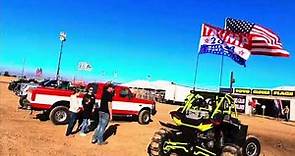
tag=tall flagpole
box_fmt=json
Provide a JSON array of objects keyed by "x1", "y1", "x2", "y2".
[
  {"x1": 218, "y1": 55, "x2": 224, "y2": 90},
  {"x1": 218, "y1": 18, "x2": 227, "y2": 91},
  {"x1": 193, "y1": 24, "x2": 204, "y2": 90},
  {"x1": 193, "y1": 53, "x2": 200, "y2": 90}
]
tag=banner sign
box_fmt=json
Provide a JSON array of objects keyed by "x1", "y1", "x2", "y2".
[
  {"x1": 233, "y1": 95, "x2": 246, "y2": 113},
  {"x1": 198, "y1": 24, "x2": 251, "y2": 66},
  {"x1": 272, "y1": 90, "x2": 295, "y2": 97},
  {"x1": 233, "y1": 88, "x2": 295, "y2": 97},
  {"x1": 219, "y1": 88, "x2": 233, "y2": 93},
  {"x1": 252, "y1": 89, "x2": 271, "y2": 95},
  {"x1": 234, "y1": 88, "x2": 251, "y2": 94}
]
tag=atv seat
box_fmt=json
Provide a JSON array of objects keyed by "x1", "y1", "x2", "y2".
[{"x1": 170, "y1": 111, "x2": 214, "y2": 128}]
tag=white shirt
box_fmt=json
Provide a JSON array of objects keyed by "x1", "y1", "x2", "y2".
[{"x1": 69, "y1": 94, "x2": 82, "y2": 113}]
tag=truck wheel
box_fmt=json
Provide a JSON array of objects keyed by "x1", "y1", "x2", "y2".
[
  {"x1": 242, "y1": 135, "x2": 260, "y2": 156},
  {"x1": 49, "y1": 106, "x2": 70, "y2": 125},
  {"x1": 138, "y1": 110, "x2": 150, "y2": 125},
  {"x1": 221, "y1": 144, "x2": 241, "y2": 156}
]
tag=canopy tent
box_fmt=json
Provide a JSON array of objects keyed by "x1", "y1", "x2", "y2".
[
  {"x1": 122, "y1": 80, "x2": 159, "y2": 90},
  {"x1": 273, "y1": 86, "x2": 295, "y2": 91}
]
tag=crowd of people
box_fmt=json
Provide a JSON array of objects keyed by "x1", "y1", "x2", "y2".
[{"x1": 65, "y1": 83, "x2": 115, "y2": 145}]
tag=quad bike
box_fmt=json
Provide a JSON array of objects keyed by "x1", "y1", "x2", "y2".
[{"x1": 148, "y1": 91, "x2": 260, "y2": 156}]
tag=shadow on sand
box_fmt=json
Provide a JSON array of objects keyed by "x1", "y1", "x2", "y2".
[
  {"x1": 33, "y1": 112, "x2": 49, "y2": 121},
  {"x1": 103, "y1": 124, "x2": 120, "y2": 141}
]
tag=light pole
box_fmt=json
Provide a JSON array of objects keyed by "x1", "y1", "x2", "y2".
[{"x1": 56, "y1": 32, "x2": 66, "y2": 80}]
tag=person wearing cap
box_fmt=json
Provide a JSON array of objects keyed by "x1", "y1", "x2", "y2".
[
  {"x1": 80, "y1": 87, "x2": 96, "y2": 136},
  {"x1": 65, "y1": 89, "x2": 82, "y2": 136},
  {"x1": 92, "y1": 83, "x2": 114, "y2": 145}
]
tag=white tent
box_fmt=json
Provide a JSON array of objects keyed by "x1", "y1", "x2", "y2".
[
  {"x1": 273, "y1": 86, "x2": 295, "y2": 91},
  {"x1": 123, "y1": 80, "x2": 193, "y2": 103},
  {"x1": 122, "y1": 80, "x2": 158, "y2": 89},
  {"x1": 151, "y1": 80, "x2": 173, "y2": 90}
]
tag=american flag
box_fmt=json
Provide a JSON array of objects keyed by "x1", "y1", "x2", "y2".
[
  {"x1": 226, "y1": 18, "x2": 289, "y2": 57},
  {"x1": 35, "y1": 68, "x2": 42, "y2": 77}
]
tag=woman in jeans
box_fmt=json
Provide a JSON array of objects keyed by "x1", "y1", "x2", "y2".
[{"x1": 65, "y1": 90, "x2": 82, "y2": 136}]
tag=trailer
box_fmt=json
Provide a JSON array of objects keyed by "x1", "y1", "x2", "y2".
[{"x1": 162, "y1": 82, "x2": 192, "y2": 104}]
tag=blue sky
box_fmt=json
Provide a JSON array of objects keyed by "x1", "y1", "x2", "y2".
[{"x1": 1, "y1": 0, "x2": 295, "y2": 89}]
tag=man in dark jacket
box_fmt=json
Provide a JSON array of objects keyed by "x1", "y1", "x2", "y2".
[
  {"x1": 92, "y1": 83, "x2": 114, "y2": 144},
  {"x1": 79, "y1": 87, "x2": 95, "y2": 136}
]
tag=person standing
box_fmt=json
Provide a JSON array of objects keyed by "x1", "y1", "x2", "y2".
[
  {"x1": 65, "y1": 90, "x2": 82, "y2": 136},
  {"x1": 248, "y1": 98, "x2": 255, "y2": 116},
  {"x1": 92, "y1": 83, "x2": 114, "y2": 145},
  {"x1": 80, "y1": 87, "x2": 96, "y2": 136},
  {"x1": 283, "y1": 106, "x2": 290, "y2": 122}
]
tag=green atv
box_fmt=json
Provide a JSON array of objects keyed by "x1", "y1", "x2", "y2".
[{"x1": 148, "y1": 91, "x2": 260, "y2": 156}]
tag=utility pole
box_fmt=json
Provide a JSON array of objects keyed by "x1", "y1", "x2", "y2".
[
  {"x1": 230, "y1": 71, "x2": 235, "y2": 92},
  {"x1": 21, "y1": 58, "x2": 26, "y2": 78}
]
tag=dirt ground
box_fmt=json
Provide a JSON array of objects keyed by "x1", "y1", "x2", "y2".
[{"x1": 0, "y1": 76, "x2": 295, "y2": 156}]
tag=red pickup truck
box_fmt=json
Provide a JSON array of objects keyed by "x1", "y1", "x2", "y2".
[{"x1": 26, "y1": 82, "x2": 156, "y2": 125}]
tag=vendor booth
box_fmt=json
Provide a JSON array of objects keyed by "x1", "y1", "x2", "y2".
[{"x1": 233, "y1": 88, "x2": 294, "y2": 121}]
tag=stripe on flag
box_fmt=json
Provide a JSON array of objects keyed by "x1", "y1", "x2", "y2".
[{"x1": 226, "y1": 18, "x2": 289, "y2": 57}]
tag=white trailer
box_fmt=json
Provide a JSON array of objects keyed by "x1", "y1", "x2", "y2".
[
  {"x1": 123, "y1": 80, "x2": 193, "y2": 104},
  {"x1": 163, "y1": 83, "x2": 192, "y2": 104}
]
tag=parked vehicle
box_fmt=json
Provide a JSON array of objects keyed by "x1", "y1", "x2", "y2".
[
  {"x1": 26, "y1": 82, "x2": 157, "y2": 125},
  {"x1": 39, "y1": 79, "x2": 71, "y2": 89},
  {"x1": 8, "y1": 78, "x2": 36, "y2": 92},
  {"x1": 18, "y1": 82, "x2": 40, "y2": 108},
  {"x1": 18, "y1": 79, "x2": 72, "y2": 108},
  {"x1": 16, "y1": 82, "x2": 39, "y2": 97},
  {"x1": 148, "y1": 91, "x2": 260, "y2": 156}
]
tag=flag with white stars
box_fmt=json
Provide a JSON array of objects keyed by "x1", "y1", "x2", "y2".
[{"x1": 226, "y1": 18, "x2": 289, "y2": 57}]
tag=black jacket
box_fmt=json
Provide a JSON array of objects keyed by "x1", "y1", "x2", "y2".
[{"x1": 82, "y1": 93, "x2": 95, "y2": 118}]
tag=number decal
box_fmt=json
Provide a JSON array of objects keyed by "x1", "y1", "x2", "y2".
[
  {"x1": 211, "y1": 37, "x2": 216, "y2": 44},
  {"x1": 210, "y1": 36, "x2": 223, "y2": 44},
  {"x1": 217, "y1": 39, "x2": 223, "y2": 44}
]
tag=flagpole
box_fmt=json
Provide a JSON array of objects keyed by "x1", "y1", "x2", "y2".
[
  {"x1": 218, "y1": 55, "x2": 224, "y2": 90},
  {"x1": 193, "y1": 24, "x2": 205, "y2": 90},
  {"x1": 218, "y1": 18, "x2": 227, "y2": 91},
  {"x1": 193, "y1": 52, "x2": 200, "y2": 90}
]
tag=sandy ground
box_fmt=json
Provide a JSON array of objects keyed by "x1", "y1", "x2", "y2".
[{"x1": 0, "y1": 76, "x2": 295, "y2": 156}]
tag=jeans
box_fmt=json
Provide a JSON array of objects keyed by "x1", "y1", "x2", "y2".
[
  {"x1": 92, "y1": 111, "x2": 110, "y2": 143},
  {"x1": 80, "y1": 118, "x2": 89, "y2": 134},
  {"x1": 285, "y1": 114, "x2": 289, "y2": 121},
  {"x1": 65, "y1": 112, "x2": 78, "y2": 136}
]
